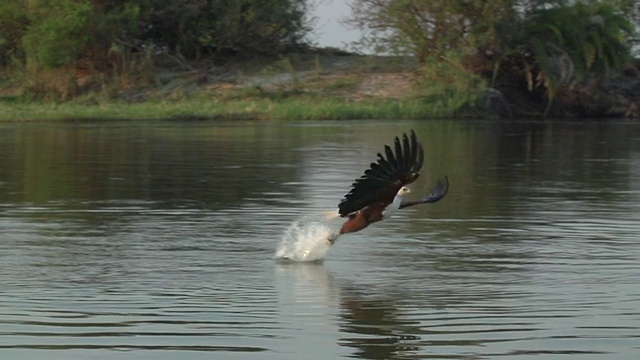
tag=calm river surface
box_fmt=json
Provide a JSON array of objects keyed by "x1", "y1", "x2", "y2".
[{"x1": 1, "y1": 120, "x2": 639, "y2": 360}]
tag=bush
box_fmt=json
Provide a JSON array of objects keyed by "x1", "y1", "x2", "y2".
[
  {"x1": 347, "y1": 0, "x2": 638, "y2": 117},
  {"x1": 134, "y1": 0, "x2": 312, "y2": 59},
  {"x1": 21, "y1": 0, "x2": 94, "y2": 69},
  {"x1": 348, "y1": 0, "x2": 515, "y2": 62},
  {"x1": 414, "y1": 52, "x2": 487, "y2": 116},
  {"x1": 494, "y1": 1, "x2": 636, "y2": 114},
  {"x1": 0, "y1": 0, "x2": 29, "y2": 66},
  {"x1": 1, "y1": 0, "x2": 313, "y2": 99}
]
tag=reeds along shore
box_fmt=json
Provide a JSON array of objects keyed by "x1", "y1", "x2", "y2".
[{"x1": 0, "y1": 95, "x2": 481, "y2": 122}]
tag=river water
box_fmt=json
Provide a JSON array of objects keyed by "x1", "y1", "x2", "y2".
[{"x1": 1, "y1": 120, "x2": 639, "y2": 359}]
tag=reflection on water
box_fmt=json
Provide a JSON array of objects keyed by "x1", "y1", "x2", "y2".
[{"x1": 1, "y1": 120, "x2": 640, "y2": 359}]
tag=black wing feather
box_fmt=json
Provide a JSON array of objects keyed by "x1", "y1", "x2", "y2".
[
  {"x1": 402, "y1": 133, "x2": 412, "y2": 170},
  {"x1": 376, "y1": 154, "x2": 395, "y2": 176},
  {"x1": 364, "y1": 164, "x2": 389, "y2": 180},
  {"x1": 409, "y1": 132, "x2": 418, "y2": 169},
  {"x1": 338, "y1": 130, "x2": 424, "y2": 216},
  {"x1": 384, "y1": 145, "x2": 397, "y2": 169},
  {"x1": 416, "y1": 143, "x2": 424, "y2": 170},
  {"x1": 394, "y1": 137, "x2": 403, "y2": 168}
]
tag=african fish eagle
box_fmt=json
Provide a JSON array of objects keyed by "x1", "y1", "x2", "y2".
[{"x1": 327, "y1": 130, "x2": 448, "y2": 244}]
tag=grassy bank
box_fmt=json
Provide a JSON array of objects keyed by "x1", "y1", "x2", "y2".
[
  {"x1": 0, "y1": 95, "x2": 474, "y2": 121},
  {"x1": 0, "y1": 54, "x2": 485, "y2": 121}
]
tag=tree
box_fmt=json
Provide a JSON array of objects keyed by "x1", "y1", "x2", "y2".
[
  {"x1": 135, "y1": 0, "x2": 313, "y2": 58},
  {"x1": 348, "y1": 0, "x2": 517, "y2": 63},
  {"x1": 495, "y1": 1, "x2": 636, "y2": 114},
  {"x1": 0, "y1": 0, "x2": 314, "y2": 98},
  {"x1": 0, "y1": 0, "x2": 29, "y2": 66},
  {"x1": 20, "y1": 0, "x2": 138, "y2": 70},
  {"x1": 1, "y1": 0, "x2": 313, "y2": 69},
  {"x1": 348, "y1": 0, "x2": 638, "y2": 117}
]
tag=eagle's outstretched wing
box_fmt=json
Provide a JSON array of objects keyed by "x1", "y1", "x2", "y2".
[
  {"x1": 399, "y1": 176, "x2": 449, "y2": 209},
  {"x1": 338, "y1": 130, "x2": 424, "y2": 217}
]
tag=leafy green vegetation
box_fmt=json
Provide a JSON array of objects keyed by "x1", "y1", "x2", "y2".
[
  {"x1": 414, "y1": 53, "x2": 487, "y2": 116},
  {"x1": 349, "y1": 0, "x2": 515, "y2": 62},
  {"x1": 0, "y1": 0, "x2": 312, "y2": 100},
  {"x1": 0, "y1": 90, "x2": 480, "y2": 122},
  {"x1": 496, "y1": 1, "x2": 636, "y2": 113},
  {"x1": 1, "y1": 0, "x2": 638, "y2": 119},
  {"x1": 349, "y1": 0, "x2": 639, "y2": 117}
]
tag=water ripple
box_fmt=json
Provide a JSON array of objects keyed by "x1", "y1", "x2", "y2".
[{"x1": 2, "y1": 121, "x2": 640, "y2": 359}]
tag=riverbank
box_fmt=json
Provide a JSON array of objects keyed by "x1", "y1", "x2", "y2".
[
  {"x1": 0, "y1": 52, "x2": 484, "y2": 121},
  {"x1": 0, "y1": 96, "x2": 463, "y2": 122},
  {"x1": 1, "y1": 50, "x2": 638, "y2": 121}
]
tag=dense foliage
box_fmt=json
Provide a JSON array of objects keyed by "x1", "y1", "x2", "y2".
[
  {"x1": 349, "y1": 0, "x2": 516, "y2": 61},
  {"x1": 0, "y1": 0, "x2": 312, "y2": 100},
  {"x1": 349, "y1": 0, "x2": 639, "y2": 117},
  {"x1": 0, "y1": 0, "x2": 312, "y2": 69},
  {"x1": 497, "y1": 2, "x2": 636, "y2": 114},
  {"x1": 134, "y1": 0, "x2": 311, "y2": 58}
]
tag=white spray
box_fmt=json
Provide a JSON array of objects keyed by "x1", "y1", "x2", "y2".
[{"x1": 274, "y1": 216, "x2": 341, "y2": 262}]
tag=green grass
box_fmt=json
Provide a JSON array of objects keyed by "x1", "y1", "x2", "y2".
[
  {"x1": 0, "y1": 92, "x2": 482, "y2": 121},
  {"x1": 0, "y1": 52, "x2": 488, "y2": 121}
]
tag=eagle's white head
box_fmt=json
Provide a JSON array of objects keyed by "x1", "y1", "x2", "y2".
[
  {"x1": 397, "y1": 186, "x2": 411, "y2": 196},
  {"x1": 382, "y1": 186, "x2": 411, "y2": 219}
]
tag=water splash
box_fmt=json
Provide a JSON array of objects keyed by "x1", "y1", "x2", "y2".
[{"x1": 274, "y1": 219, "x2": 338, "y2": 262}]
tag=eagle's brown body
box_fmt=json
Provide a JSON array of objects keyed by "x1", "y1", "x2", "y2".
[{"x1": 339, "y1": 199, "x2": 387, "y2": 235}]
